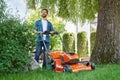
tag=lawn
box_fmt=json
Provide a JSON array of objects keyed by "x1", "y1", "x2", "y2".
[{"x1": 0, "y1": 64, "x2": 120, "y2": 80}]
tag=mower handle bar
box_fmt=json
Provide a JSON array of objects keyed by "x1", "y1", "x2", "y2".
[{"x1": 39, "y1": 31, "x2": 68, "y2": 53}]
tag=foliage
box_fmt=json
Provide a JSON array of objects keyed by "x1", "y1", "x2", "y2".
[
  {"x1": 49, "y1": 17, "x2": 65, "y2": 50},
  {"x1": 1, "y1": 64, "x2": 120, "y2": 80},
  {"x1": 90, "y1": 31, "x2": 96, "y2": 54},
  {"x1": 0, "y1": 17, "x2": 35, "y2": 73},
  {"x1": 25, "y1": 0, "x2": 98, "y2": 23},
  {"x1": 0, "y1": 0, "x2": 6, "y2": 19},
  {"x1": 0, "y1": 1, "x2": 35, "y2": 73},
  {"x1": 25, "y1": 0, "x2": 36, "y2": 9},
  {"x1": 77, "y1": 32, "x2": 87, "y2": 57},
  {"x1": 26, "y1": 10, "x2": 40, "y2": 25},
  {"x1": 63, "y1": 33, "x2": 75, "y2": 52}
]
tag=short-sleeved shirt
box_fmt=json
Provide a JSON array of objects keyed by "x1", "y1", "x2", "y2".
[{"x1": 33, "y1": 20, "x2": 54, "y2": 42}]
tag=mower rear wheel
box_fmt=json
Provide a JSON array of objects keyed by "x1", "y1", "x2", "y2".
[{"x1": 86, "y1": 62, "x2": 95, "y2": 70}]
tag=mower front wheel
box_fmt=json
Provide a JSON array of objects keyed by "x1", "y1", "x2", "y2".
[
  {"x1": 63, "y1": 65, "x2": 71, "y2": 72},
  {"x1": 47, "y1": 56, "x2": 54, "y2": 70}
]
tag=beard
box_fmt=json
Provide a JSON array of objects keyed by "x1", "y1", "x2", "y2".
[{"x1": 42, "y1": 14, "x2": 47, "y2": 18}]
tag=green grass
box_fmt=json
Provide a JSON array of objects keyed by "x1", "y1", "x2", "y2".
[{"x1": 0, "y1": 64, "x2": 120, "y2": 80}]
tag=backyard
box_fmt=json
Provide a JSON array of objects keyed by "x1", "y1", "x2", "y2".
[{"x1": 1, "y1": 0, "x2": 120, "y2": 80}]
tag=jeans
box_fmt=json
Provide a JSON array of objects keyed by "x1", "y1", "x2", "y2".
[{"x1": 35, "y1": 41, "x2": 49, "y2": 68}]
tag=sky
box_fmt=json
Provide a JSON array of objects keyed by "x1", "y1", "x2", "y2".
[{"x1": 4, "y1": 0, "x2": 27, "y2": 19}]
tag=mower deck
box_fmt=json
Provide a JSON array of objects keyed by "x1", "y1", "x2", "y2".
[{"x1": 48, "y1": 51, "x2": 95, "y2": 72}]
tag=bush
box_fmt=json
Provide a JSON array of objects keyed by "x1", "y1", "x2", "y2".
[
  {"x1": 49, "y1": 18, "x2": 65, "y2": 51},
  {"x1": 77, "y1": 32, "x2": 87, "y2": 57},
  {"x1": 62, "y1": 33, "x2": 75, "y2": 52},
  {"x1": 90, "y1": 31, "x2": 96, "y2": 54},
  {"x1": 0, "y1": 18, "x2": 35, "y2": 73},
  {"x1": 50, "y1": 35, "x2": 61, "y2": 51}
]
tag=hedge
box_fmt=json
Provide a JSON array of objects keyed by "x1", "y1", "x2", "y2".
[
  {"x1": 63, "y1": 33, "x2": 75, "y2": 52},
  {"x1": 90, "y1": 31, "x2": 96, "y2": 54},
  {"x1": 77, "y1": 32, "x2": 87, "y2": 57},
  {"x1": 0, "y1": 18, "x2": 35, "y2": 73}
]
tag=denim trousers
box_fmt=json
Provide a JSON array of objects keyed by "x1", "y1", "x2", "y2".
[{"x1": 35, "y1": 41, "x2": 49, "y2": 68}]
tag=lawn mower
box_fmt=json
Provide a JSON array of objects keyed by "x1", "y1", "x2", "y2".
[{"x1": 40, "y1": 31, "x2": 95, "y2": 72}]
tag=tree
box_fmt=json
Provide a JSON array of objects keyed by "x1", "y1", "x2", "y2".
[
  {"x1": 25, "y1": 0, "x2": 98, "y2": 23},
  {"x1": 0, "y1": 0, "x2": 6, "y2": 20},
  {"x1": 90, "y1": 0, "x2": 120, "y2": 64}
]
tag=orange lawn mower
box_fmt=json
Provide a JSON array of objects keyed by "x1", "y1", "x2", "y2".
[{"x1": 40, "y1": 31, "x2": 95, "y2": 73}]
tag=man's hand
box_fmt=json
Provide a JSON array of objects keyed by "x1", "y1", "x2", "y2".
[
  {"x1": 50, "y1": 31, "x2": 58, "y2": 35},
  {"x1": 33, "y1": 30, "x2": 42, "y2": 34},
  {"x1": 49, "y1": 31, "x2": 55, "y2": 34},
  {"x1": 37, "y1": 31, "x2": 42, "y2": 34}
]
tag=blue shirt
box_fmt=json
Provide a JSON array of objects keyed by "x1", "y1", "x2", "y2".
[{"x1": 33, "y1": 20, "x2": 54, "y2": 42}]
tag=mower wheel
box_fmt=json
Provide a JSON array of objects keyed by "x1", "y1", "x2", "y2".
[
  {"x1": 48, "y1": 64, "x2": 54, "y2": 70},
  {"x1": 86, "y1": 62, "x2": 95, "y2": 70},
  {"x1": 63, "y1": 65, "x2": 71, "y2": 72},
  {"x1": 47, "y1": 56, "x2": 54, "y2": 70}
]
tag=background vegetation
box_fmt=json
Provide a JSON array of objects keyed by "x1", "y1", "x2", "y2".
[
  {"x1": 26, "y1": 0, "x2": 98, "y2": 23},
  {"x1": 63, "y1": 33, "x2": 75, "y2": 52},
  {"x1": 77, "y1": 32, "x2": 87, "y2": 57},
  {"x1": 90, "y1": 31, "x2": 96, "y2": 54}
]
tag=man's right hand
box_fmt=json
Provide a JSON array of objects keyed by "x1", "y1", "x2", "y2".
[
  {"x1": 33, "y1": 30, "x2": 42, "y2": 34},
  {"x1": 37, "y1": 31, "x2": 42, "y2": 34}
]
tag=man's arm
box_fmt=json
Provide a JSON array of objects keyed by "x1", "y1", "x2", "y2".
[{"x1": 33, "y1": 21, "x2": 42, "y2": 34}]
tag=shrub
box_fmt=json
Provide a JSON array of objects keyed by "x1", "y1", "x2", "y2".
[
  {"x1": 63, "y1": 33, "x2": 75, "y2": 52},
  {"x1": 90, "y1": 31, "x2": 96, "y2": 54},
  {"x1": 49, "y1": 19, "x2": 65, "y2": 51},
  {"x1": 0, "y1": 18, "x2": 35, "y2": 73},
  {"x1": 77, "y1": 32, "x2": 87, "y2": 57}
]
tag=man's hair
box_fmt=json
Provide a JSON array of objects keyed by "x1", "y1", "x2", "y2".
[{"x1": 41, "y1": 9, "x2": 48, "y2": 14}]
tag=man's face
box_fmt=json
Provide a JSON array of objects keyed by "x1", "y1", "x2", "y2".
[{"x1": 41, "y1": 10, "x2": 48, "y2": 18}]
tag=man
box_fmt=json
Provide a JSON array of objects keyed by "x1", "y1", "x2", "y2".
[{"x1": 33, "y1": 9, "x2": 55, "y2": 68}]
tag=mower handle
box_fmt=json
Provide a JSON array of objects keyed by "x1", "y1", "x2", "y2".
[
  {"x1": 39, "y1": 31, "x2": 68, "y2": 53},
  {"x1": 41, "y1": 30, "x2": 58, "y2": 35}
]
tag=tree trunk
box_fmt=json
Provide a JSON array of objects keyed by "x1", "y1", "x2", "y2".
[{"x1": 90, "y1": 0, "x2": 120, "y2": 64}]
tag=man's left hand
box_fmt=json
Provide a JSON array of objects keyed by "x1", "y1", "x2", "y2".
[{"x1": 50, "y1": 31, "x2": 58, "y2": 35}]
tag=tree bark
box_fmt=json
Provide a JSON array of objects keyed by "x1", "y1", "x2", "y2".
[{"x1": 90, "y1": 0, "x2": 120, "y2": 64}]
